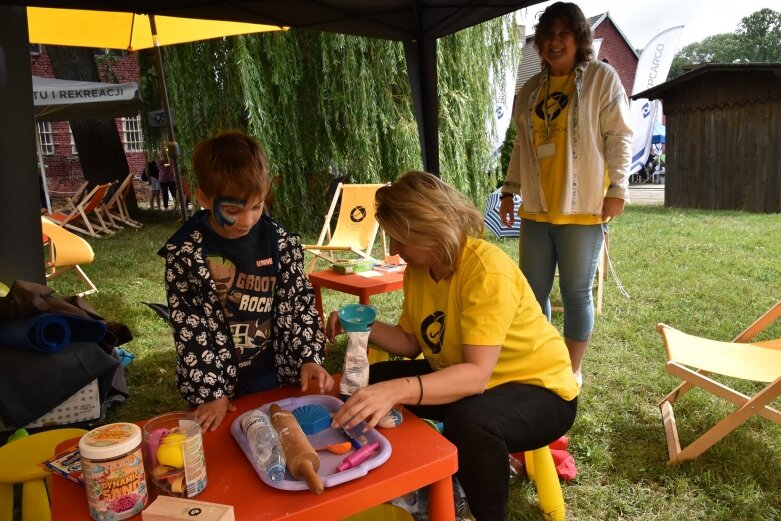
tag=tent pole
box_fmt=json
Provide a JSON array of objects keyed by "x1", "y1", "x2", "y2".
[
  {"x1": 0, "y1": 5, "x2": 46, "y2": 284},
  {"x1": 149, "y1": 14, "x2": 188, "y2": 221},
  {"x1": 403, "y1": 39, "x2": 440, "y2": 176}
]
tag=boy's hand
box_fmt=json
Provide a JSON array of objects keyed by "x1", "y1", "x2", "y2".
[
  {"x1": 300, "y1": 363, "x2": 334, "y2": 394},
  {"x1": 194, "y1": 395, "x2": 236, "y2": 432},
  {"x1": 325, "y1": 311, "x2": 344, "y2": 343},
  {"x1": 332, "y1": 381, "x2": 399, "y2": 431}
]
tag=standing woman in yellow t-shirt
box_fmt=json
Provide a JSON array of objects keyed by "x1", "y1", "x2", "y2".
[
  {"x1": 328, "y1": 171, "x2": 579, "y2": 521},
  {"x1": 498, "y1": 2, "x2": 632, "y2": 386}
]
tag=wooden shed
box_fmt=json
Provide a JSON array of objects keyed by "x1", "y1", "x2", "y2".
[{"x1": 633, "y1": 63, "x2": 781, "y2": 213}]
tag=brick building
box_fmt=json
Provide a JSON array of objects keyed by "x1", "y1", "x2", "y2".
[{"x1": 30, "y1": 45, "x2": 146, "y2": 202}]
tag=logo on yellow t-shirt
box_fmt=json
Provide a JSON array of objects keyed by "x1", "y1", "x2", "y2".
[
  {"x1": 535, "y1": 91, "x2": 570, "y2": 123},
  {"x1": 420, "y1": 311, "x2": 445, "y2": 354}
]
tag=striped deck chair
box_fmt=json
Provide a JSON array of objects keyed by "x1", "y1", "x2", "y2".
[{"x1": 45, "y1": 183, "x2": 113, "y2": 238}]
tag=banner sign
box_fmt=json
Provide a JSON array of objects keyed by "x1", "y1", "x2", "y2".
[
  {"x1": 32, "y1": 76, "x2": 141, "y2": 121},
  {"x1": 629, "y1": 26, "x2": 684, "y2": 173},
  {"x1": 147, "y1": 109, "x2": 176, "y2": 128}
]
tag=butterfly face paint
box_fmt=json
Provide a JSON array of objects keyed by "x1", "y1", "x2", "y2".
[{"x1": 213, "y1": 197, "x2": 247, "y2": 227}]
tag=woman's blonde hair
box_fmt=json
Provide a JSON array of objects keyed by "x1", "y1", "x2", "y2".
[{"x1": 375, "y1": 171, "x2": 483, "y2": 272}]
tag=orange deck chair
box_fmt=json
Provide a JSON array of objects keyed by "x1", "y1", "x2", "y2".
[{"x1": 45, "y1": 183, "x2": 113, "y2": 238}]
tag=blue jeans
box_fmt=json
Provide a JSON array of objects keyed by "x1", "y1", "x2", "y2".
[{"x1": 519, "y1": 220, "x2": 604, "y2": 341}]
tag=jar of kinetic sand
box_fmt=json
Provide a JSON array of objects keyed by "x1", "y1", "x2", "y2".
[
  {"x1": 79, "y1": 423, "x2": 148, "y2": 520},
  {"x1": 142, "y1": 411, "x2": 207, "y2": 498}
]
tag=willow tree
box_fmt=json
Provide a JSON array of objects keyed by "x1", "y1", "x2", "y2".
[{"x1": 147, "y1": 16, "x2": 519, "y2": 233}]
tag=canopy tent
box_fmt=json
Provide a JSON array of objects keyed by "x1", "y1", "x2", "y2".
[
  {"x1": 33, "y1": 75, "x2": 142, "y2": 122},
  {"x1": 15, "y1": 0, "x2": 536, "y2": 176},
  {"x1": 32, "y1": 75, "x2": 143, "y2": 212},
  {"x1": 26, "y1": 8, "x2": 284, "y2": 51},
  {"x1": 1, "y1": 1, "x2": 540, "y2": 285},
  {"x1": 27, "y1": 8, "x2": 286, "y2": 221}
]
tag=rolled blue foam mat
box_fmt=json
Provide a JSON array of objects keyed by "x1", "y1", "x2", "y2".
[{"x1": 0, "y1": 313, "x2": 106, "y2": 353}]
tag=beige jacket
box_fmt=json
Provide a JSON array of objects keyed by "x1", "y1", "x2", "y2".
[{"x1": 503, "y1": 60, "x2": 632, "y2": 214}]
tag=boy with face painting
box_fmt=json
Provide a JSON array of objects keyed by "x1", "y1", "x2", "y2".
[{"x1": 159, "y1": 131, "x2": 333, "y2": 432}]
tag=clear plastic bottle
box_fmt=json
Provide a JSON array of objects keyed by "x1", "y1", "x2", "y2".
[{"x1": 241, "y1": 409, "x2": 286, "y2": 483}]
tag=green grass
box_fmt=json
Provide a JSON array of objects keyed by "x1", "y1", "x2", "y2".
[{"x1": 46, "y1": 206, "x2": 781, "y2": 520}]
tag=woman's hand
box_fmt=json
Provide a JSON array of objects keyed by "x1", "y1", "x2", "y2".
[
  {"x1": 325, "y1": 311, "x2": 344, "y2": 343},
  {"x1": 300, "y1": 362, "x2": 334, "y2": 394},
  {"x1": 332, "y1": 380, "x2": 405, "y2": 431},
  {"x1": 498, "y1": 195, "x2": 516, "y2": 228},
  {"x1": 194, "y1": 395, "x2": 236, "y2": 432},
  {"x1": 601, "y1": 196, "x2": 625, "y2": 222}
]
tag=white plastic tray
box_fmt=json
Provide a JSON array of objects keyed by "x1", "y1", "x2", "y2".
[{"x1": 230, "y1": 395, "x2": 392, "y2": 491}]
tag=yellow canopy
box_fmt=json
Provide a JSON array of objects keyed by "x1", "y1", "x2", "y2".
[{"x1": 27, "y1": 7, "x2": 286, "y2": 51}]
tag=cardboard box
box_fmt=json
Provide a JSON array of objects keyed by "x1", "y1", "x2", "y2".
[
  {"x1": 373, "y1": 262, "x2": 405, "y2": 273},
  {"x1": 43, "y1": 443, "x2": 84, "y2": 485},
  {"x1": 332, "y1": 259, "x2": 375, "y2": 274},
  {"x1": 142, "y1": 496, "x2": 235, "y2": 521}
]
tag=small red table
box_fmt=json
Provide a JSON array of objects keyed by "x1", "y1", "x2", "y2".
[
  {"x1": 308, "y1": 268, "x2": 405, "y2": 323},
  {"x1": 51, "y1": 384, "x2": 458, "y2": 521}
]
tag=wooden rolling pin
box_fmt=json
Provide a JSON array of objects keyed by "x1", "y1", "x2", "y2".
[{"x1": 269, "y1": 403, "x2": 324, "y2": 494}]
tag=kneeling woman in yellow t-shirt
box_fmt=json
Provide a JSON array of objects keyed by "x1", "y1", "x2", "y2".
[{"x1": 328, "y1": 171, "x2": 579, "y2": 521}]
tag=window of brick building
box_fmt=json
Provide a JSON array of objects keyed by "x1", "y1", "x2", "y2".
[
  {"x1": 122, "y1": 115, "x2": 144, "y2": 152},
  {"x1": 94, "y1": 48, "x2": 125, "y2": 58},
  {"x1": 37, "y1": 121, "x2": 55, "y2": 155},
  {"x1": 68, "y1": 124, "x2": 79, "y2": 155}
]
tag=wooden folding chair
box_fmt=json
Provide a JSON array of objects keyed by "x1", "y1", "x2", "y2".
[
  {"x1": 303, "y1": 183, "x2": 388, "y2": 273},
  {"x1": 103, "y1": 174, "x2": 142, "y2": 228},
  {"x1": 657, "y1": 300, "x2": 781, "y2": 464},
  {"x1": 96, "y1": 180, "x2": 125, "y2": 232},
  {"x1": 41, "y1": 216, "x2": 98, "y2": 296},
  {"x1": 45, "y1": 183, "x2": 114, "y2": 238},
  {"x1": 60, "y1": 181, "x2": 89, "y2": 213}
]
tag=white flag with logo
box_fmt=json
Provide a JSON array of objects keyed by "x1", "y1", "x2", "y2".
[{"x1": 629, "y1": 25, "x2": 684, "y2": 173}]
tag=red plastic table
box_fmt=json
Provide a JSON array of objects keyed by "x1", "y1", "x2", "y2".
[
  {"x1": 307, "y1": 268, "x2": 405, "y2": 324},
  {"x1": 51, "y1": 384, "x2": 458, "y2": 521}
]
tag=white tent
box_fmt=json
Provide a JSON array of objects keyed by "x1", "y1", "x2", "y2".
[
  {"x1": 33, "y1": 75, "x2": 141, "y2": 122},
  {"x1": 32, "y1": 76, "x2": 142, "y2": 211}
]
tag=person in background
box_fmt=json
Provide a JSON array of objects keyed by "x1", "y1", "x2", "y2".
[
  {"x1": 146, "y1": 160, "x2": 162, "y2": 210},
  {"x1": 157, "y1": 155, "x2": 177, "y2": 210},
  {"x1": 328, "y1": 171, "x2": 579, "y2": 521},
  {"x1": 498, "y1": 1, "x2": 632, "y2": 386},
  {"x1": 159, "y1": 131, "x2": 333, "y2": 432}
]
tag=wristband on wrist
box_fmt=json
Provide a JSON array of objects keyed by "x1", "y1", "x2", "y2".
[{"x1": 500, "y1": 192, "x2": 514, "y2": 200}]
